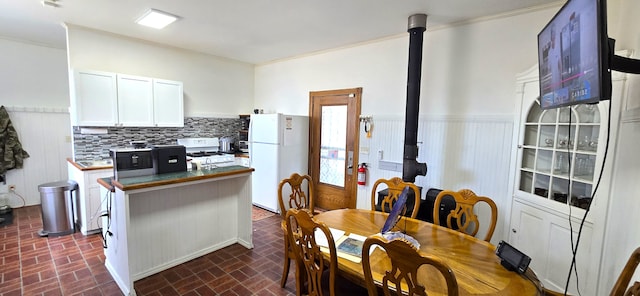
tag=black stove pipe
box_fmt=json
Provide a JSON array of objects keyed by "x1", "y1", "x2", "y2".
[{"x1": 402, "y1": 14, "x2": 428, "y2": 182}]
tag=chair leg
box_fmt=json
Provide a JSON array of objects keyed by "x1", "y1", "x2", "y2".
[
  {"x1": 294, "y1": 259, "x2": 305, "y2": 296},
  {"x1": 281, "y1": 236, "x2": 291, "y2": 288}
]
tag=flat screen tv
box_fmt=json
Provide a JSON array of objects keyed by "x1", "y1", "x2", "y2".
[{"x1": 537, "y1": 0, "x2": 611, "y2": 109}]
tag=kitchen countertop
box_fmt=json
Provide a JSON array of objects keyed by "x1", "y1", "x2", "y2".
[
  {"x1": 67, "y1": 158, "x2": 113, "y2": 171},
  {"x1": 98, "y1": 165, "x2": 254, "y2": 191}
]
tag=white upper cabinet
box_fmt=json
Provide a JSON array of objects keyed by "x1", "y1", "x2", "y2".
[
  {"x1": 153, "y1": 79, "x2": 184, "y2": 127},
  {"x1": 117, "y1": 74, "x2": 154, "y2": 127},
  {"x1": 70, "y1": 70, "x2": 118, "y2": 126},
  {"x1": 70, "y1": 69, "x2": 184, "y2": 127}
]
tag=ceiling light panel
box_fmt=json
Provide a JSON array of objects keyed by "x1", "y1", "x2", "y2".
[
  {"x1": 136, "y1": 9, "x2": 178, "y2": 29},
  {"x1": 41, "y1": 0, "x2": 60, "y2": 8}
]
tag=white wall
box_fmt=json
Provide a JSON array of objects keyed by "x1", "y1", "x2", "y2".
[
  {"x1": 0, "y1": 38, "x2": 69, "y2": 107},
  {"x1": 599, "y1": 0, "x2": 640, "y2": 294},
  {"x1": 65, "y1": 25, "x2": 255, "y2": 117},
  {"x1": 0, "y1": 39, "x2": 72, "y2": 206},
  {"x1": 1, "y1": 107, "x2": 72, "y2": 207},
  {"x1": 255, "y1": 7, "x2": 559, "y2": 116}
]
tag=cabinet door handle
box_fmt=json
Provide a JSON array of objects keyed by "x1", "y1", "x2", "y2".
[{"x1": 512, "y1": 229, "x2": 517, "y2": 233}]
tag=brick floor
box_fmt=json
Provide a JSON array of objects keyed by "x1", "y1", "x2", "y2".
[{"x1": 0, "y1": 205, "x2": 296, "y2": 296}]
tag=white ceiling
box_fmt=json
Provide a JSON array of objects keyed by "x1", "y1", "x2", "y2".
[{"x1": 0, "y1": 0, "x2": 561, "y2": 64}]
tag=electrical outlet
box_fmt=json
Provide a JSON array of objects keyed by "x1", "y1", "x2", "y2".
[{"x1": 9, "y1": 185, "x2": 16, "y2": 191}]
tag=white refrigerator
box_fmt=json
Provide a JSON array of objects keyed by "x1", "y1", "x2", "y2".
[{"x1": 249, "y1": 113, "x2": 309, "y2": 213}]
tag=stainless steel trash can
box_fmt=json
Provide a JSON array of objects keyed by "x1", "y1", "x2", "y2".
[{"x1": 38, "y1": 180, "x2": 78, "y2": 237}]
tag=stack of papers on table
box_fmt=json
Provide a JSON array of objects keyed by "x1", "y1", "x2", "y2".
[{"x1": 315, "y1": 227, "x2": 368, "y2": 263}]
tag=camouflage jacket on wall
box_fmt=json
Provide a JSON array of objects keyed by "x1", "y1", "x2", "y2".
[{"x1": 0, "y1": 106, "x2": 30, "y2": 175}]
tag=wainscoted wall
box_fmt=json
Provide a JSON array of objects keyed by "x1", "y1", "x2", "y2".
[
  {"x1": 356, "y1": 115, "x2": 514, "y2": 244},
  {"x1": 2, "y1": 107, "x2": 73, "y2": 207},
  {"x1": 72, "y1": 117, "x2": 243, "y2": 160},
  {"x1": 600, "y1": 107, "x2": 640, "y2": 294}
]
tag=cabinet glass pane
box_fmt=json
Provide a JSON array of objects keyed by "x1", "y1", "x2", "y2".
[
  {"x1": 571, "y1": 182, "x2": 593, "y2": 209},
  {"x1": 541, "y1": 109, "x2": 557, "y2": 123},
  {"x1": 553, "y1": 151, "x2": 572, "y2": 177},
  {"x1": 536, "y1": 150, "x2": 552, "y2": 173},
  {"x1": 573, "y1": 154, "x2": 596, "y2": 181},
  {"x1": 556, "y1": 126, "x2": 576, "y2": 149},
  {"x1": 522, "y1": 148, "x2": 536, "y2": 170},
  {"x1": 519, "y1": 171, "x2": 533, "y2": 193},
  {"x1": 527, "y1": 103, "x2": 543, "y2": 123},
  {"x1": 576, "y1": 126, "x2": 599, "y2": 152},
  {"x1": 534, "y1": 174, "x2": 550, "y2": 198},
  {"x1": 574, "y1": 104, "x2": 599, "y2": 123},
  {"x1": 524, "y1": 125, "x2": 538, "y2": 146},
  {"x1": 558, "y1": 107, "x2": 577, "y2": 123},
  {"x1": 539, "y1": 126, "x2": 556, "y2": 148},
  {"x1": 551, "y1": 177, "x2": 570, "y2": 204}
]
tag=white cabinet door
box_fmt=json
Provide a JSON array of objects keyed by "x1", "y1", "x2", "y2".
[
  {"x1": 153, "y1": 79, "x2": 184, "y2": 127},
  {"x1": 71, "y1": 70, "x2": 118, "y2": 126},
  {"x1": 71, "y1": 69, "x2": 183, "y2": 127},
  {"x1": 117, "y1": 74, "x2": 154, "y2": 127},
  {"x1": 85, "y1": 169, "x2": 113, "y2": 233},
  {"x1": 510, "y1": 200, "x2": 594, "y2": 294},
  {"x1": 68, "y1": 163, "x2": 112, "y2": 235}
]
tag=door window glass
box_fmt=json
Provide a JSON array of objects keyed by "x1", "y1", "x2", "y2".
[{"x1": 320, "y1": 105, "x2": 347, "y2": 187}]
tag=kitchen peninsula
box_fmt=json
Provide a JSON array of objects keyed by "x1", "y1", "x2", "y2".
[{"x1": 98, "y1": 166, "x2": 254, "y2": 296}]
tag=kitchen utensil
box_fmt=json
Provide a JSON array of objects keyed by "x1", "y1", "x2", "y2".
[
  {"x1": 220, "y1": 136, "x2": 235, "y2": 153},
  {"x1": 130, "y1": 141, "x2": 148, "y2": 149}
]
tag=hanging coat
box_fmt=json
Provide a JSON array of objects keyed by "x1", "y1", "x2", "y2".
[{"x1": 0, "y1": 106, "x2": 30, "y2": 175}]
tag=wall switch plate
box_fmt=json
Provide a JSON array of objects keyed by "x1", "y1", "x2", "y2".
[{"x1": 379, "y1": 160, "x2": 402, "y2": 172}]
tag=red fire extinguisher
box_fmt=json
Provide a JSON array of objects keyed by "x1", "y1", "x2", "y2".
[{"x1": 357, "y1": 163, "x2": 367, "y2": 186}]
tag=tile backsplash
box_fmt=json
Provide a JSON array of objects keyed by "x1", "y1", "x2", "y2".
[{"x1": 73, "y1": 117, "x2": 242, "y2": 160}]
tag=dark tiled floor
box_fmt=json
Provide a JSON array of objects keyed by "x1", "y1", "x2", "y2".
[{"x1": 0, "y1": 206, "x2": 296, "y2": 296}]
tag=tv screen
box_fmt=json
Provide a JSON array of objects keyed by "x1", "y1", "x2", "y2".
[{"x1": 538, "y1": 0, "x2": 610, "y2": 109}]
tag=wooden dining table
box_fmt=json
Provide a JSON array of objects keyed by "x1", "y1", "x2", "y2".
[{"x1": 314, "y1": 209, "x2": 541, "y2": 296}]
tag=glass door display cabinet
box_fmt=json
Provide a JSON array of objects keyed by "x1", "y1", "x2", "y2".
[
  {"x1": 518, "y1": 102, "x2": 601, "y2": 210},
  {"x1": 509, "y1": 61, "x2": 628, "y2": 295}
]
